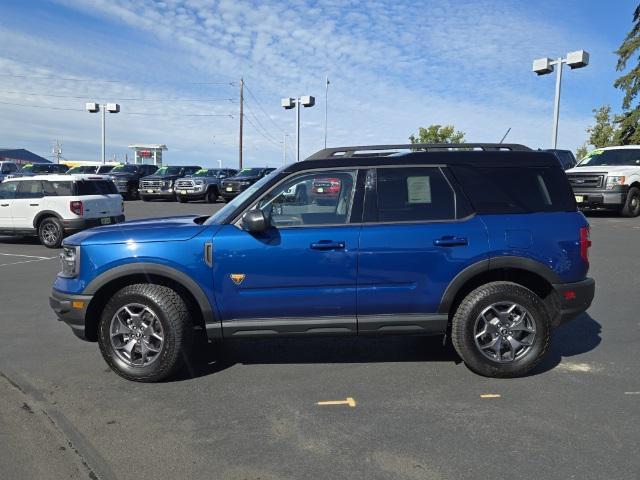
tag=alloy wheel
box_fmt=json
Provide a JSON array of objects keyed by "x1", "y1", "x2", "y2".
[{"x1": 109, "y1": 303, "x2": 164, "y2": 367}]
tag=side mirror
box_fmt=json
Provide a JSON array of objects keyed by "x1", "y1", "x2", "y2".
[{"x1": 242, "y1": 209, "x2": 268, "y2": 233}]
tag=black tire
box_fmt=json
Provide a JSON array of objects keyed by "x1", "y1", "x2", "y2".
[
  {"x1": 206, "y1": 187, "x2": 218, "y2": 203},
  {"x1": 451, "y1": 281, "x2": 550, "y2": 378},
  {"x1": 140, "y1": 196, "x2": 150, "y2": 202},
  {"x1": 177, "y1": 196, "x2": 188, "y2": 203},
  {"x1": 38, "y1": 217, "x2": 64, "y2": 248},
  {"x1": 98, "y1": 284, "x2": 193, "y2": 382},
  {"x1": 621, "y1": 186, "x2": 640, "y2": 218}
]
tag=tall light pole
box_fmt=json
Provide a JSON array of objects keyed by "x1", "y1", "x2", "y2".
[
  {"x1": 281, "y1": 96, "x2": 315, "y2": 162},
  {"x1": 533, "y1": 50, "x2": 589, "y2": 149},
  {"x1": 85, "y1": 102, "x2": 120, "y2": 164}
]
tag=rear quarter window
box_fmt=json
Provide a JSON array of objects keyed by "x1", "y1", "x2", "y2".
[
  {"x1": 43, "y1": 181, "x2": 73, "y2": 196},
  {"x1": 450, "y1": 165, "x2": 576, "y2": 214},
  {"x1": 74, "y1": 180, "x2": 118, "y2": 195}
]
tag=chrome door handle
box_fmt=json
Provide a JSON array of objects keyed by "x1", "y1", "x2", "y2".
[{"x1": 310, "y1": 241, "x2": 345, "y2": 250}]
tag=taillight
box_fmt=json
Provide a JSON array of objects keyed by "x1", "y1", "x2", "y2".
[
  {"x1": 580, "y1": 226, "x2": 591, "y2": 263},
  {"x1": 70, "y1": 200, "x2": 83, "y2": 216}
]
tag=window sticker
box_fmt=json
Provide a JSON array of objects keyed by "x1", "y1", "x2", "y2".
[{"x1": 407, "y1": 176, "x2": 431, "y2": 204}]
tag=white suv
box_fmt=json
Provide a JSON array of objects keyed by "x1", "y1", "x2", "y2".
[
  {"x1": 0, "y1": 175, "x2": 124, "y2": 248},
  {"x1": 566, "y1": 146, "x2": 640, "y2": 217}
]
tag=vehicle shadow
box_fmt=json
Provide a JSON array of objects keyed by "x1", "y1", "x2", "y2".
[
  {"x1": 176, "y1": 313, "x2": 602, "y2": 381},
  {"x1": 176, "y1": 334, "x2": 459, "y2": 381},
  {"x1": 0, "y1": 235, "x2": 42, "y2": 246}
]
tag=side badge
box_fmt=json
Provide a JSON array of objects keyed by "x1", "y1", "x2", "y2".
[{"x1": 230, "y1": 273, "x2": 246, "y2": 285}]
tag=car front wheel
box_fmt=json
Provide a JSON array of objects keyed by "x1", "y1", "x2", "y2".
[
  {"x1": 98, "y1": 284, "x2": 193, "y2": 382},
  {"x1": 451, "y1": 281, "x2": 550, "y2": 378},
  {"x1": 621, "y1": 186, "x2": 640, "y2": 218}
]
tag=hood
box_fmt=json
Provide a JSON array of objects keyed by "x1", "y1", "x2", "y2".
[
  {"x1": 567, "y1": 165, "x2": 640, "y2": 174},
  {"x1": 111, "y1": 172, "x2": 137, "y2": 179},
  {"x1": 65, "y1": 215, "x2": 208, "y2": 246},
  {"x1": 142, "y1": 174, "x2": 181, "y2": 180},
  {"x1": 224, "y1": 175, "x2": 261, "y2": 182}
]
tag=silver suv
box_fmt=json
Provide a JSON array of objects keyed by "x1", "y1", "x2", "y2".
[{"x1": 175, "y1": 168, "x2": 237, "y2": 203}]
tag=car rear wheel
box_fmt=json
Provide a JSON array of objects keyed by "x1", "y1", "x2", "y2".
[
  {"x1": 38, "y1": 217, "x2": 64, "y2": 248},
  {"x1": 621, "y1": 186, "x2": 640, "y2": 218},
  {"x1": 98, "y1": 284, "x2": 193, "y2": 382},
  {"x1": 451, "y1": 281, "x2": 550, "y2": 378}
]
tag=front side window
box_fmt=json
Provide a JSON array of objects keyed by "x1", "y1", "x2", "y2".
[
  {"x1": 257, "y1": 170, "x2": 357, "y2": 227},
  {"x1": 16, "y1": 180, "x2": 43, "y2": 199},
  {"x1": 0, "y1": 181, "x2": 18, "y2": 199},
  {"x1": 373, "y1": 167, "x2": 455, "y2": 222}
]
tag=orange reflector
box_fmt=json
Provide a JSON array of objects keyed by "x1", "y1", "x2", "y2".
[
  {"x1": 72, "y1": 301, "x2": 85, "y2": 309},
  {"x1": 563, "y1": 291, "x2": 576, "y2": 301}
]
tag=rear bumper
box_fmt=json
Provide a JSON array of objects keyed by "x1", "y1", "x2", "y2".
[
  {"x1": 63, "y1": 215, "x2": 125, "y2": 233},
  {"x1": 551, "y1": 277, "x2": 595, "y2": 327},
  {"x1": 49, "y1": 289, "x2": 93, "y2": 340},
  {"x1": 574, "y1": 188, "x2": 628, "y2": 210}
]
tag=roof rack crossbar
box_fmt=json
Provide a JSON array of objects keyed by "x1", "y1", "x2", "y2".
[{"x1": 306, "y1": 143, "x2": 531, "y2": 160}]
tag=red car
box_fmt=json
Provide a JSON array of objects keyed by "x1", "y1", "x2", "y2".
[{"x1": 311, "y1": 177, "x2": 342, "y2": 204}]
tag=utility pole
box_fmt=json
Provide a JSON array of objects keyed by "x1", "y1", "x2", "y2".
[
  {"x1": 239, "y1": 77, "x2": 244, "y2": 170},
  {"x1": 52, "y1": 140, "x2": 62, "y2": 164}
]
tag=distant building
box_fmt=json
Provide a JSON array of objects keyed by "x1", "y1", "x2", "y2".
[
  {"x1": 128, "y1": 144, "x2": 167, "y2": 166},
  {"x1": 0, "y1": 148, "x2": 51, "y2": 166}
]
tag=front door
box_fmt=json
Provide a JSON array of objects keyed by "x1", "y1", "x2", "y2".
[
  {"x1": 12, "y1": 180, "x2": 44, "y2": 229},
  {"x1": 212, "y1": 168, "x2": 363, "y2": 337},
  {"x1": 357, "y1": 167, "x2": 489, "y2": 334},
  {"x1": 0, "y1": 181, "x2": 18, "y2": 229}
]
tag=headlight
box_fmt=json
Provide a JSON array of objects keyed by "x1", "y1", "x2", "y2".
[
  {"x1": 194, "y1": 180, "x2": 204, "y2": 185},
  {"x1": 605, "y1": 176, "x2": 626, "y2": 189},
  {"x1": 59, "y1": 246, "x2": 80, "y2": 278},
  {"x1": 240, "y1": 181, "x2": 251, "y2": 186}
]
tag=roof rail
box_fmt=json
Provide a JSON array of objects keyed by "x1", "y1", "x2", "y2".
[{"x1": 306, "y1": 143, "x2": 531, "y2": 160}]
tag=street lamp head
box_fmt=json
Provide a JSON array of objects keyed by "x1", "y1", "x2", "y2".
[
  {"x1": 85, "y1": 102, "x2": 100, "y2": 113},
  {"x1": 300, "y1": 95, "x2": 315, "y2": 107},
  {"x1": 566, "y1": 50, "x2": 589, "y2": 69},
  {"x1": 281, "y1": 98, "x2": 295, "y2": 109},
  {"x1": 533, "y1": 58, "x2": 554, "y2": 75},
  {"x1": 106, "y1": 103, "x2": 120, "y2": 113}
]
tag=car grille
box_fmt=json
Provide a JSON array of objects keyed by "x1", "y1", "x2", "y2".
[
  {"x1": 222, "y1": 181, "x2": 242, "y2": 192},
  {"x1": 175, "y1": 179, "x2": 195, "y2": 189},
  {"x1": 567, "y1": 173, "x2": 605, "y2": 190},
  {"x1": 140, "y1": 180, "x2": 164, "y2": 189}
]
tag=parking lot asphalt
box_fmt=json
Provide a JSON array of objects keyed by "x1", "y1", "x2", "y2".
[{"x1": 0, "y1": 200, "x2": 638, "y2": 480}]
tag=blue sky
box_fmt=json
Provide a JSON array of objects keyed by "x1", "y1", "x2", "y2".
[{"x1": 0, "y1": 0, "x2": 636, "y2": 167}]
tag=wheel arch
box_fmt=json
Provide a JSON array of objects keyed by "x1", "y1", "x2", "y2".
[
  {"x1": 33, "y1": 210, "x2": 62, "y2": 229},
  {"x1": 83, "y1": 263, "x2": 217, "y2": 342}
]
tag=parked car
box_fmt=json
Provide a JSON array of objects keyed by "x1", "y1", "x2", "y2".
[
  {"x1": 139, "y1": 165, "x2": 201, "y2": 201},
  {"x1": 220, "y1": 167, "x2": 276, "y2": 202},
  {"x1": 175, "y1": 168, "x2": 238, "y2": 203},
  {"x1": 311, "y1": 176, "x2": 342, "y2": 204},
  {"x1": 0, "y1": 175, "x2": 124, "y2": 248},
  {"x1": 0, "y1": 161, "x2": 19, "y2": 182},
  {"x1": 109, "y1": 164, "x2": 158, "y2": 200},
  {"x1": 66, "y1": 165, "x2": 116, "y2": 175},
  {"x1": 50, "y1": 143, "x2": 595, "y2": 382},
  {"x1": 544, "y1": 149, "x2": 578, "y2": 170},
  {"x1": 10, "y1": 163, "x2": 69, "y2": 178},
  {"x1": 566, "y1": 146, "x2": 640, "y2": 217}
]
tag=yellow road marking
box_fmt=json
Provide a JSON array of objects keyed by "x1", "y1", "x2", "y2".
[
  {"x1": 480, "y1": 394, "x2": 501, "y2": 398},
  {"x1": 317, "y1": 397, "x2": 356, "y2": 407}
]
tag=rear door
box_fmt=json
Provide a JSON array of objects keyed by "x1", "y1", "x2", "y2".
[
  {"x1": 74, "y1": 180, "x2": 122, "y2": 220},
  {"x1": 356, "y1": 166, "x2": 489, "y2": 334},
  {"x1": 0, "y1": 181, "x2": 18, "y2": 229},
  {"x1": 12, "y1": 180, "x2": 44, "y2": 229}
]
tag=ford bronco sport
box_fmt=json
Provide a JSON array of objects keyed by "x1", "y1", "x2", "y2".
[{"x1": 50, "y1": 144, "x2": 595, "y2": 382}]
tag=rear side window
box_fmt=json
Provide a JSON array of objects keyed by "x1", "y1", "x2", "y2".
[
  {"x1": 74, "y1": 180, "x2": 118, "y2": 195},
  {"x1": 373, "y1": 167, "x2": 456, "y2": 222},
  {"x1": 451, "y1": 165, "x2": 576, "y2": 214},
  {"x1": 43, "y1": 181, "x2": 73, "y2": 196}
]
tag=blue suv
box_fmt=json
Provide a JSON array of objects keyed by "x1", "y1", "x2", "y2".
[{"x1": 50, "y1": 144, "x2": 595, "y2": 382}]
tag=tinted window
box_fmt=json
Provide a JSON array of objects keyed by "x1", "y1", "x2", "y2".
[
  {"x1": 451, "y1": 165, "x2": 575, "y2": 214},
  {"x1": 236, "y1": 168, "x2": 264, "y2": 177},
  {"x1": 111, "y1": 165, "x2": 138, "y2": 173},
  {"x1": 257, "y1": 170, "x2": 357, "y2": 226},
  {"x1": 373, "y1": 167, "x2": 455, "y2": 222},
  {"x1": 577, "y1": 148, "x2": 640, "y2": 167},
  {"x1": 67, "y1": 165, "x2": 98, "y2": 174},
  {"x1": 96, "y1": 165, "x2": 115, "y2": 174},
  {"x1": 0, "y1": 181, "x2": 18, "y2": 199},
  {"x1": 43, "y1": 181, "x2": 74, "y2": 196},
  {"x1": 74, "y1": 180, "x2": 118, "y2": 195},
  {"x1": 16, "y1": 180, "x2": 43, "y2": 199}
]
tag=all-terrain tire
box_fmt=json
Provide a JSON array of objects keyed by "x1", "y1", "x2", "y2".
[
  {"x1": 38, "y1": 216, "x2": 64, "y2": 248},
  {"x1": 451, "y1": 281, "x2": 551, "y2": 378},
  {"x1": 98, "y1": 284, "x2": 193, "y2": 382}
]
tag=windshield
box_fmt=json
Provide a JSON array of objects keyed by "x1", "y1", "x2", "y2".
[
  {"x1": 67, "y1": 165, "x2": 96, "y2": 174},
  {"x1": 155, "y1": 166, "x2": 182, "y2": 176},
  {"x1": 111, "y1": 164, "x2": 138, "y2": 173},
  {"x1": 577, "y1": 149, "x2": 640, "y2": 167},
  {"x1": 206, "y1": 166, "x2": 283, "y2": 225},
  {"x1": 235, "y1": 168, "x2": 264, "y2": 177},
  {"x1": 20, "y1": 164, "x2": 51, "y2": 173},
  {"x1": 192, "y1": 169, "x2": 217, "y2": 177}
]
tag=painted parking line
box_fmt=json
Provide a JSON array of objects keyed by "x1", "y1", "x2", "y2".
[
  {"x1": 0, "y1": 253, "x2": 57, "y2": 260},
  {"x1": 624, "y1": 392, "x2": 640, "y2": 395},
  {"x1": 317, "y1": 397, "x2": 357, "y2": 407},
  {"x1": 480, "y1": 394, "x2": 501, "y2": 399},
  {"x1": 0, "y1": 252, "x2": 58, "y2": 267}
]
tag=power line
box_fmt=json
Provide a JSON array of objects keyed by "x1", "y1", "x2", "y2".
[
  {"x1": 243, "y1": 114, "x2": 282, "y2": 147},
  {"x1": 0, "y1": 73, "x2": 235, "y2": 86},
  {"x1": 243, "y1": 101, "x2": 282, "y2": 145},
  {"x1": 1, "y1": 91, "x2": 235, "y2": 102},
  {"x1": 0, "y1": 100, "x2": 234, "y2": 117},
  {"x1": 243, "y1": 82, "x2": 287, "y2": 135}
]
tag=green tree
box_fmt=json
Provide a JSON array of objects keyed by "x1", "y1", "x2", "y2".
[
  {"x1": 409, "y1": 124, "x2": 465, "y2": 145},
  {"x1": 576, "y1": 105, "x2": 619, "y2": 159},
  {"x1": 614, "y1": 4, "x2": 640, "y2": 144}
]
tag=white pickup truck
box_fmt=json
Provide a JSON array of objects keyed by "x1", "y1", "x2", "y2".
[
  {"x1": 566, "y1": 146, "x2": 640, "y2": 217},
  {"x1": 0, "y1": 175, "x2": 124, "y2": 247}
]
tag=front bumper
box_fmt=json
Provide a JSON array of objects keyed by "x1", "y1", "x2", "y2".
[
  {"x1": 175, "y1": 188, "x2": 207, "y2": 199},
  {"x1": 551, "y1": 277, "x2": 595, "y2": 327},
  {"x1": 63, "y1": 215, "x2": 125, "y2": 233},
  {"x1": 49, "y1": 289, "x2": 93, "y2": 340},
  {"x1": 140, "y1": 189, "x2": 176, "y2": 199},
  {"x1": 573, "y1": 187, "x2": 628, "y2": 210}
]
